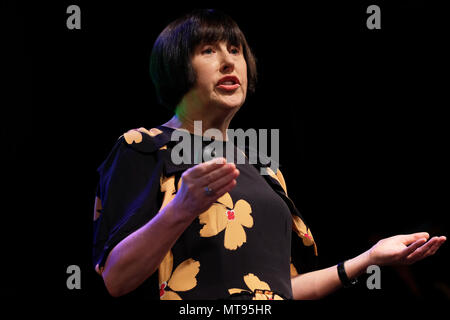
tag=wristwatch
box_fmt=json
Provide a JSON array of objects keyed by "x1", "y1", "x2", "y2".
[{"x1": 337, "y1": 261, "x2": 358, "y2": 288}]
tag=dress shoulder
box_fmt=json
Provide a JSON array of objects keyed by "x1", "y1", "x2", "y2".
[
  {"x1": 121, "y1": 127, "x2": 168, "y2": 152},
  {"x1": 97, "y1": 126, "x2": 168, "y2": 174}
]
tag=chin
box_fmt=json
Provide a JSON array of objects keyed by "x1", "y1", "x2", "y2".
[
  {"x1": 217, "y1": 95, "x2": 246, "y2": 109},
  {"x1": 217, "y1": 101, "x2": 243, "y2": 111}
]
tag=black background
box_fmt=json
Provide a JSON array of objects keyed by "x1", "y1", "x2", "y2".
[{"x1": 2, "y1": 0, "x2": 449, "y2": 311}]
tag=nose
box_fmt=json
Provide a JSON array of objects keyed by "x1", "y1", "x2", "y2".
[{"x1": 219, "y1": 51, "x2": 235, "y2": 74}]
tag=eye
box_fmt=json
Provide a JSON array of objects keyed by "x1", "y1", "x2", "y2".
[
  {"x1": 230, "y1": 47, "x2": 240, "y2": 55},
  {"x1": 202, "y1": 47, "x2": 214, "y2": 55}
]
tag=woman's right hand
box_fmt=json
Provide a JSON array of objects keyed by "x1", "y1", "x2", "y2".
[{"x1": 171, "y1": 157, "x2": 240, "y2": 220}]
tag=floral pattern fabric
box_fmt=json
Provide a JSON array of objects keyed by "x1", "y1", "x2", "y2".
[
  {"x1": 93, "y1": 125, "x2": 318, "y2": 300},
  {"x1": 198, "y1": 192, "x2": 254, "y2": 250}
]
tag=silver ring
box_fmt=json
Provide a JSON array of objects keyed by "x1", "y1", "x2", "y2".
[{"x1": 204, "y1": 186, "x2": 214, "y2": 196}]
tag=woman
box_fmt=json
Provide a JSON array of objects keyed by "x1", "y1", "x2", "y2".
[{"x1": 92, "y1": 9, "x2": 446, "y2": 300}]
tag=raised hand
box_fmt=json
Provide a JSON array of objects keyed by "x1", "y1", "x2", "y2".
[
  {"x1": 368, "y1": 232, "x2": 446, "y2": 266},
  {"x1": 172, "y1": 157, "x2": 240, "y2": 219}
]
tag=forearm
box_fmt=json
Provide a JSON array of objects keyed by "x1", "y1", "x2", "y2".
[
  {"x1": 291, "y1": 250, "x2": 371, "y2": 300},
  {"x1": 102, "y1": 201, "x2": 195, "y2": 297}
]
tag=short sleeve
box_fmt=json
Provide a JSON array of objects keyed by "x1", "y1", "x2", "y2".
[{"x1": 92, "y1": 135, "x2": 163, "y2": 275}]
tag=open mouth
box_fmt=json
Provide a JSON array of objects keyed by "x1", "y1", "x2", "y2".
[{"x1": 216, "y1": 76, "x2": 240, "y2": 91}]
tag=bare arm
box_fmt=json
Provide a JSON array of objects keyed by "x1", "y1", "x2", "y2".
[
  {"x1": 102, "y1": 200, "x2": 193, "y2": 297},
  {"x1": 291, "y1": 233, "x2": 446, "y2": 299},
  {"x1": 291, "y1": 251, "x2": 370, "y2": 299},
  {"x1": 101, "y1": 157, "x2": 239, "y2": 297}
]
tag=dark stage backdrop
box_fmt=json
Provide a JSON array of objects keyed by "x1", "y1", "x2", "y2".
[{"x1": 3, "y1": 0, "x2": 449, "y2": 310}]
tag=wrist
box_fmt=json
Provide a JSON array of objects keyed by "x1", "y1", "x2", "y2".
[
  {"x1": 164, "y1": 199, "x2": 197, "y2": 226},
  {"x1": 366, "y1": 246, "x2": 380, "y2": 267},
  {"x1": 343, "y1": 250, "x2": 372, "y2": 281},
  {"x1": 360, "y1": 249, "x2": 374, "y2": 269}
]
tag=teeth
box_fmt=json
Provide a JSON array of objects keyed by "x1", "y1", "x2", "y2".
[{"x1": 221, "y1": 81, "x2": 234, "y2": 85}]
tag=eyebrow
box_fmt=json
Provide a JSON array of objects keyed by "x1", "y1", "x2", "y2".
[{"x1": 198, "y1": 41, "x2": 242, "y2": 49}]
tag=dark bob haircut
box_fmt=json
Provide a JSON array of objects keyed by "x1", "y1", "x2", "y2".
[{"x1": 150, "y1": 9, "x2": 257, "y2": 111}]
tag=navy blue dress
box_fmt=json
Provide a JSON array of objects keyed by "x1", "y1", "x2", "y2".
[{"x1": 93, "y1": 125, "x2": 317, "y2": 300}]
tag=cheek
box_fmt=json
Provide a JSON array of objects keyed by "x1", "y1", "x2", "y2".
[
  {"x1": 242, "y1": 70, "x2": 248, "y2": 87},
  {"x1": 239, "y1": 62, "x2": 248, "y2": 91},
  {"x1": 237, "y1": 58, "x2": 247, "y2": 78},
  {"x1": 193, "y1": 62, "x2": 217, "y2": 89}
]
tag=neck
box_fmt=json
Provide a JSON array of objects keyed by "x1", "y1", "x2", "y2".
[{"x1": 162, "y1": 95, "x2": 239, "y2": 141}]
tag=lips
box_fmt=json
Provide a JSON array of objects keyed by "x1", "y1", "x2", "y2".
[{"x1": 216, "y1": 76, "x2": 240, "y2": 91}]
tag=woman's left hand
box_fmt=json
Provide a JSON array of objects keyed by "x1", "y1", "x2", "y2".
[{"x1": 368, "y1": 232, "x2": 446, "y2": 266}]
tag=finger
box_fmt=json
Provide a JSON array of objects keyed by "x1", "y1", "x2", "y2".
[
  {"x1": 427, "y1": 237, "x2": 446, "y2": 256},
  {"x1": 400, "y1": 232, "x2": 430, "y2": 245},
  {"x1": 211, "y1": 178, "x2": 237, "y2": 199},
  {"x1": 202, "y1": 169, "x2": 239, "y2": 198},
  {"x1": 406, "y1": 237, "x2": 438, "y2": 263},
  {"x1": 189, "y1": 157, "x2": 227, "y2": 178},
  {"x1": 401, "y1": 237, "x2": 427, "y2": 257},
  {"x1": 208, "y1": 168, "x2": 240, "y2": 191},
  {"x1": 426, "y1": 241, "x2": 441, "y2": 256},
  {"x1": 198, "y1": 163, "x2": 237, "y2": 187}
]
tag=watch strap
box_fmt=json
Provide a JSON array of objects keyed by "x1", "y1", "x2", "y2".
[{"x1": 337, "y1": 261, "x2": 358, "y2": 288}]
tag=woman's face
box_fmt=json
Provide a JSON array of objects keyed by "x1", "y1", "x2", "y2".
[{"x1": 189, "y1": 41, "x2": 248, "y2": 111}]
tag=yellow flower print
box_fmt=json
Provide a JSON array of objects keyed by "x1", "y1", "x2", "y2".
[
  {"x1": 123, "y1": 127, "x2": 163, "y2": 144},
  {"x1": 292, "y1": 215, "x2": 318, "y2": 256},
  {"x1": 265, "y1": 167, "x2": 318, "y2": 255},
  {"x1": 158, "y1": 251, "x2": 200, "y2": 300},
  {"x1": 228, "y1": 273, "x2": 283, "y2": 300},
  {"x1": 290, "y1": 261, "x2": 299, "y2": 278},
  {"x1": 159, "y1": 175, "x2": 199, "y2": 300},
  {"x1": 265, "y1": 167, "x2": 288, "y2": 195},
  {"x1": 198, "y1": 193, "x2": 253, "y2": 250},
  {"x1": 160, "y1": 174, "x2": 182, "y2": 210}
]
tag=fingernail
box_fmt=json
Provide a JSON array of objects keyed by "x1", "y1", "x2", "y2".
[{"x1": 214, "y1": 157, "x2": 226, "y2": 164}]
